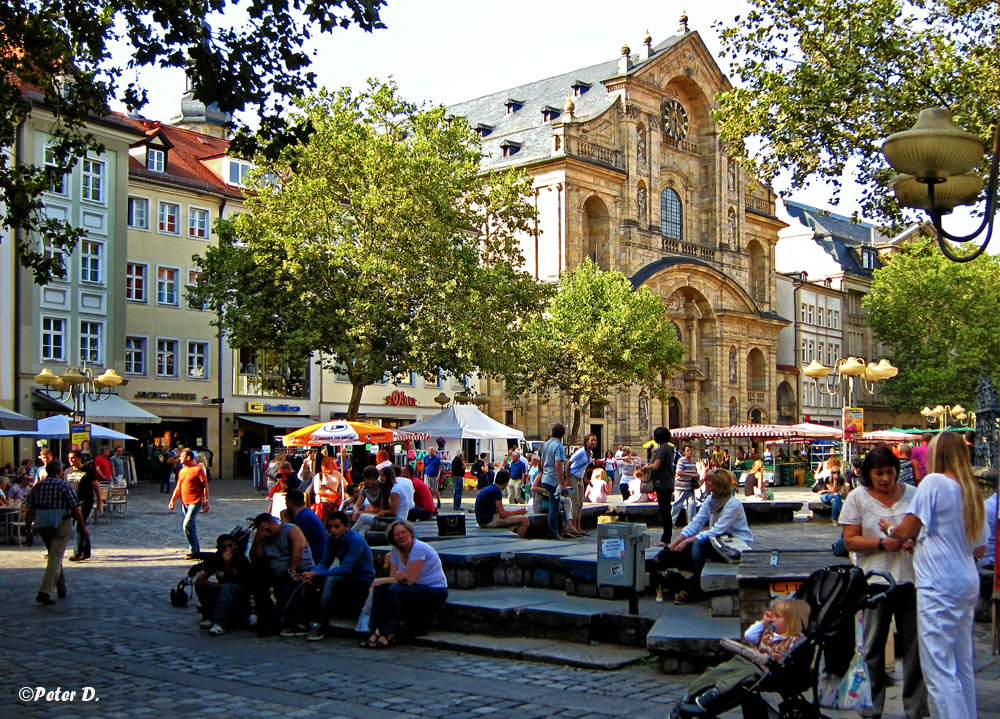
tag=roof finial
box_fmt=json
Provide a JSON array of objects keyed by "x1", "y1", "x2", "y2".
[
  {"x1": 643, "y1": 29, "x2": 652, "y2": 46},
  {"x1": 564, "y1": 93, "x2": 575, "y2": 116},
  {"x1": 621, "y1": 42, "x2": 631, "y2": 56},
  {"x1": 679, "y1": 11, "x2": 689, "y2": 33}
]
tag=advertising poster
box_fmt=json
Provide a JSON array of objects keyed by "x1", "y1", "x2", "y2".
[
  {"x1": 842, "y1": 407, "x2": 864, "y2": 437},
  {"x1": 70, "y1": 423, "x2": 91, "y2": 451}
]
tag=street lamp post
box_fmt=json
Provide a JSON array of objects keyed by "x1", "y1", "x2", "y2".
[
  {"x1": 802, "y1": 357, "x2": 899, "y2": 466},
  {"x1": 33, "y1": 364, "x2": 125, "y2": 424},
  {"x1": 920, "y1": 403, "x2": 970, "y2": 431}
]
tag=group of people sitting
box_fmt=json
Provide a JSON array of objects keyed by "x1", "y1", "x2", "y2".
[{"x1": 194, "y1": 508, "x2": 448, "y2": 648}]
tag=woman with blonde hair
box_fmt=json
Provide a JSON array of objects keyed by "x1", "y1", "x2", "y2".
[
  {"x1": 881, "y1": 431, "x2": 988, "y2": 719},
  {"x1": 654, "y1": 468, "x2": 753, "y2": 604},
  {"x1": 744, "y1": 459, "x2": 766, "y2": 499}
]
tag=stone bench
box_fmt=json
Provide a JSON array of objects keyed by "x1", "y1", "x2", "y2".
[
  {"x1": 737, "y1": 549, "x2": 845, "y2": 632},
  {"x1": 808, "y1": 501, "x2": 833, "y2": 518},
  {"x1": 739, "y1": 500, "x2": 803, "y2": 524},
  {"x1": 646, "y1": 602, "x2": 741, "y2": 673},
  {"x1": 702, "y1": 563, "x2": 740, "y2": 618}
]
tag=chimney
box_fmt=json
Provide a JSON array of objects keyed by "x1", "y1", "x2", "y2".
[
  {"x1": 618, "y1": 43, "x2": 632, "y2": 74},
  {"x1": 640, "y1": 30, "x2": 652, "y2": 60}
]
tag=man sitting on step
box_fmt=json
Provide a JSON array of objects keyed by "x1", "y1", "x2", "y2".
[{"x1": 474, "y1": 470, "x2": 530, "y2": 538}]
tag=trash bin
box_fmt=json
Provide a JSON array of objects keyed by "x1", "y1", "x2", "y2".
[{"x1": 596, "y1": 522, "x2": 650, "y2": 593}]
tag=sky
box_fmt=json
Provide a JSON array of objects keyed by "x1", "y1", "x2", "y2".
[{"x1": 115, "y1": 0, "x2": 928, "y2": 222}]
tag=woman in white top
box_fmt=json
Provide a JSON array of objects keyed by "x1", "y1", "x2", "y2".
[
  {"x1": 363, "y1": 519, "x2": 448, "y2": 648},
  {"x1": 840, "y1": 445, "x2": 927, "y2": 719},
  {"x1": 881, "y1": 431, "x2": 988, "y2": 719},
  {"x1": 311, "y1": 455, "x2": 346, "y2": 521}
]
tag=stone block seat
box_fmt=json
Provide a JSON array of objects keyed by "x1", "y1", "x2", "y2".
[
  {"x1": 605, "y1": 500, "x2": 802, "y2": 525},
  {"x1": 808, "y1": 501, "x2": 832, "y2": 518},
  {"x1": 646, "y1": 602, "x2": 742, "y2": 673}
]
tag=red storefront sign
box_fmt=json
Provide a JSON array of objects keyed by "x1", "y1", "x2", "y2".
[{"x1": 384, "y1": 390, "x2": 417, "y2": 407}]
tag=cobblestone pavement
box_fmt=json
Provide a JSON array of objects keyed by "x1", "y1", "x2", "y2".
[{"x1": 2, "y1": 480, "x2": 999, "y2": 718}]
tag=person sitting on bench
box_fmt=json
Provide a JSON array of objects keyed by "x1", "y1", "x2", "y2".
[{"x1": 475, "y1": 470, "x2": 530, "y2": 538}]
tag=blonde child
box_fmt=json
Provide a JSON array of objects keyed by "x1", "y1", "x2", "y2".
[{"x1": 683, "y1": 597, "x2": 811, "y2": 711}]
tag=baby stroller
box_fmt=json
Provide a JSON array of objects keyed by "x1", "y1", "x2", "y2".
[
  {"x1": 168, "y1": 520, "x2": 254, "y2": 607},
  {"x1": 671, "y1": 564, "x2": 895, "y2": 719}
]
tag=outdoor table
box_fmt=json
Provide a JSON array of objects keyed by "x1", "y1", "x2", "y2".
[{"x1": 737, "y1": 550, "x2": 849, "y2": 632}]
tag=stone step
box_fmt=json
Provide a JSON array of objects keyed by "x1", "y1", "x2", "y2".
[{"x1": 646, "y1": 603, "x2": 742, "y2": 673}]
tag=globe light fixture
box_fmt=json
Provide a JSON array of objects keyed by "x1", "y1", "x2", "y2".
[
  {"x1": 32, "y1": 363, "x2": 126, "y2": 423},
  {"x1": 882, "y1": 107, "x2": 1000, "y2": 262}
]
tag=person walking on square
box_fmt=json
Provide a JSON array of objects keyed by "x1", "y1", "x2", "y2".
[
  {"x1": 64, "y1": 450, "x2": 100, "y2": 561},
  {"x1": 24, "y1": 459, "x2": 89, "y2": 604},
  {"x1": 880, "y1": 431, "x2": 988, "y2": 719},
  {"x1": 422, "y1": 446, "x2": 443, "y2": 510},
  {"x1": 672, "y1": 444, "x2": 700, "y2": 526},
  {"x1": 168, "y1": 449, "x2": 210, "y2": 559},
  {"x1": 640, "y1": 426, "x2": 676, "y2": 545}
]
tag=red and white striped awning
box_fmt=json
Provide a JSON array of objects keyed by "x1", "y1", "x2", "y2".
[
  {"x1": 789, "y1": 422, "x2": 843, "y2": 439},
  {"x1": 718, "y1": 424, "x2": 800, "y2": 439},
  {"x1": 669, "y1": 425, "x2": 723, "y2": 439},
  {"x1": 393, "y1": 429, "x2": 431, "y2": 442}
]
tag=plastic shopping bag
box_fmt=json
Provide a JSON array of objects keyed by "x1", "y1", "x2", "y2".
[{"x1": 355, "y1": 592, "x2": 373, "y2": 634}]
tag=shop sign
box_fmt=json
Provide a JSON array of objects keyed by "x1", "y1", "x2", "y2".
[
  {"x1": 246, "y1": 402, "x2": 301, "y2": 414},
  {"x1": 384, "y1": 390, "x2": 417, "y2": 407},
  {"x1": 136, "y1": 391, "x2": 197, "y2": 401}
]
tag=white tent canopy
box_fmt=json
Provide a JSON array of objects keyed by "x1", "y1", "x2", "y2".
[
  {"x1": 0, "y1": 414, "x2": 135, "y2": 440},
  {"x1": 397, "y1": 405, "x2": 524, "y2": 440}
]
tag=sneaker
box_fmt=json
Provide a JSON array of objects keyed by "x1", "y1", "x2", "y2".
[
  {"x1": 306, "y1": 623, "x2": 324, "y2": 642},
  {"x1": 280, "y1": 623, "x2": 309, "y2": 637},
  {"x1": 67, "y1": 555, "x2": 83, "y2": 562},
  {"x1": 35, "y1": 592, "x2": 55, "y2": 606},
  {"x1": 208, "y1": 624, "x2": 226, "y2": 636},
  {"x1": 695, "y1": 689, "x2": 720, "y2": 710},
  {"x1": 199, "y1": 619, "x2": 214, "y2": 629}
]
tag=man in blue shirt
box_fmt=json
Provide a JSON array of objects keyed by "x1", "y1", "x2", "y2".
[
  {"x1": 539, "y1": 423, "x2": 568, "y2": 539},
  {"x1": 423, "y1": 447, "x2": 443, "y2": 509},
  {"x1": 506, "y1": 451, "x2": 528, "y2": 504},
  {"x1": 284, "y1": 489, "x2": 326, "y2": 562},
  {"x1": 299, "y1": 511, "x2": 375, "y2": 641},
  {"x1": 475, "y1": 470, "x2": 529, "y2": 537}
]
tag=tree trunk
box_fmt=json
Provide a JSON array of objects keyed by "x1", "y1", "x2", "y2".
[
  {"x1": 569, "y1": 398, "x2": 582, "y2": 446},
  {"x1": 347, "y1": 382, "x2": 365, "y2": 420}
]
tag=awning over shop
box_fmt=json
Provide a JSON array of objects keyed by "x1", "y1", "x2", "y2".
[
  {"x1": 0, "y1": 405, "x2": 37, "y2": 431},
  {"x1": 85, "y1": 394, "x2": 161, "y2": 424},
  {"x1": 31, "y1": 389, "x2": 72, "y2": 413},
  {"x1": 237, "y1": 415, "x2": 318, "y2": 430}
]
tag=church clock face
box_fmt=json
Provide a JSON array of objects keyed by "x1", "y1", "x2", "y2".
[{"x1": 662, "y1": 99, "x2": 689, "y2": 141}]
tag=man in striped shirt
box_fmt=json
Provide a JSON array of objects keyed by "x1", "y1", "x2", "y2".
[
  {"x1": 24, "y1": 459, "x2": 90, "y2": 605},
  {"x1": 672, "y1": 444, "x2": 700, "y2": 527}
]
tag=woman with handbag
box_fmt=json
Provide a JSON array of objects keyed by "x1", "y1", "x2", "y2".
[
  {"x1": 654, "y1": 468, "x2": 753, "y2": 604},
  {"x1": 311, "y1": 455, "x2": 345, "y2": 522},
  {"x1": 840, "y1": 445, "x2": 927, "y2": 719},
  {"x1": 880, "y1": 431, "x2": 988, "y2": 719}
]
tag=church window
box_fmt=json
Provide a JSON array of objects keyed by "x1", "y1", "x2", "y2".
[{"x1": 660, "y1": 188, "x2": 682, "y2": 240}]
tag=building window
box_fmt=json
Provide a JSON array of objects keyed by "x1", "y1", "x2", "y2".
[
  {"x1": 45, "y1": 147, "x2": 68, "y2": 195},
  {"x1": 125, "y1": 336, "x2": 146, "y2": 375},
  {"x1": 229, "y1": 159, "x2": 252, "y2": 186},
  {"x1": 807, "y1": 340, "x2": 815, "y2": 361},
  {"x1": 126, "y1": 263, "x2": 147, "y2": 302},
  {"x1": 816, "y1": 307, "x2": 824, "y2": 327},
  {"x1": 500, "y1": 140, "x2": 521, "y2": 158},
  {"x1": 158, "y1": 202, "x2": 180, "y2": 234},
  {"x1": 157, "y1": 267, "x2": 179, "y2": 306},
  {"x1": 187, "y1": 341, "x2": 209, "y2": 379},
  {"x1": 806, "y1": 306, "x2": 813, "y2": 324},
  {"x1": 79, "y1": 321, "x2": 102, "y2": 364},
  {"x1": 861, "y1": 248, "x2": 876, "y2": 270},
  {"x1": 156, "y1": 339, "x2": 179, "y2": 377},
  {"x1": 128, "y1": 197, "x2": 149, "y2": 229},
  {"x1": 80, "y1": 240, "x2": 102, "y2": 283},
  {"x1": 41, "y1": 317, "x2": 66, "y2": 362},
  {"x1": 817, "y1": 343, "x2": 824, "y2": 364},
  {"x1": 147, "y1": 148, "x2": 165, "y2": 172},
  {"x1": 800, "y1": 303, "x2": 807, "y2": 322},
  {"x1": 235, "y1": 348, "x2": 309, "y2": 398},
  {"x1": 424, "y1": 370, "x2": 443, "y2": 388},
  {"x1": 660, "y1": 188, "x2": 683, "y2": 240},
  {"x1": 81, "y1": 158, "x2": 105, "y2": 203},
  {"x1": 188, "y1": 208, "x2": 209, "y2": 239},
  {"x1": 832, "y1": 310, "x2": 839, "y2": 329}
]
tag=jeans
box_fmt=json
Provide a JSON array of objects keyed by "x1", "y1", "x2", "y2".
[
  {"x1": 863, "y1": 583, "x2": 927, "y2": 719},
  {"x1": 182, "y1": 501, "x2": 202, "y2": 553},
  {"x1": 620, "y1": 484, "x2": 630, "y2": 501},
  {"x1": 310, "y1": 575, "x2": 369, "y2": 624},
  {"x1": 542, "y1": 483, "x2": 560, "y2": 538},
  {"x1": 820, "y1": 492, "x2": 843, "y2": 522},
  {"x1": 37, "y1": 519, "x2": 72, "y2": 595},
  {"x1": 655, "y1": 485, "x2": 674, "y2": 543},
  {"x1": 453, "y1": 478, "x2": 463, "y2": 511},
  {"x1": 195, "y1": 582, "x2": 248, "y2": 629},
  {"x1": 408, "y1": 507, "x2": 435, "y2": 521},
  {"x1": 252, "y1": 567, "x2": 304, "y2": 632},
  {"x1": 671, "y1": 488, "x2": 696, "y2": 525},
  {"x1": 369, "y1": 582, "x2": 448, "y2": 636},
  {"x1": 75, "y1": 499, "x2": 93, "y2": 557},
  {"x1": 656, "y1": 535, "x2": 722, "y2": 594}
]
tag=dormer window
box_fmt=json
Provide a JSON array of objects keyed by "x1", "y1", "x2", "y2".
[
  {"x1": 860, "y1": 248, "x2": 876, "y2": 270},
  {"x1": 500, "y1": 140, "x2": 522, "y2": 158},
  {"x1": 228, "y1": 158, "x2": 252, "y2": 186},
  {"x1": 147, "y1": 147, "x2": 166, "y2": 172},
  {"x1": 474, "y1": 123, "x2": 494, "y2": 138},
  {"x1": 571, "y1": 80, "x2": 592, "y2": 96},
  {"x1": 504, "y1": 98, "x2": 524, "y2": 114},
  {"x1": 541, "y1": 106, "x2": 561, "y2": 122}
]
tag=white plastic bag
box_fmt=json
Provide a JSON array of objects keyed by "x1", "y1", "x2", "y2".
[{"x1": 355, "y1": 592, "x2": 373, "y2": 634}]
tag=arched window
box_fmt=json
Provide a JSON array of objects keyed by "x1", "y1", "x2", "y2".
[{"x1": 660, "y1": 188, "x2": 683, "y2": 240}]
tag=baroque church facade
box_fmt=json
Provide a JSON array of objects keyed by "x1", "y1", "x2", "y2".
[{"x1": 450, "y1": 19, "x2": 789, "y2": 447}]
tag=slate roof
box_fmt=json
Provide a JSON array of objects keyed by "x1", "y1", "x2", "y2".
[
  {"x1": 119, "y1": 116, "x2": 244, "y2": 200},
  {"x1": 448, "y1": 34, "x2": 687, "y2": 170},
  {"x1": 784, "y1": 201, "x2": 889, "y2": 278}
]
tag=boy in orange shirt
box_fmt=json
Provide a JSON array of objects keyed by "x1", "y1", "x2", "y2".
[{"x1": 169, "y1": 449, "x2": 210, "y2": 558}]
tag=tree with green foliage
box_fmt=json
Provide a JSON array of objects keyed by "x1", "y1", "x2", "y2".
[
  {"x1": 503, "y1": 259, "x2": 685, "y2": 444},
  {"x1": 191, "y1": 81, "x2": 548, "y2": 419},
  {"x1": 864, "y1": 238, "x2": 1000, "y2": 411},
  {"x1": 2, "y1": 0, "x2": 384, "y2": 284},
  {"x1": 715, "y1": 0, "x2": 1000, "y2": 227}
]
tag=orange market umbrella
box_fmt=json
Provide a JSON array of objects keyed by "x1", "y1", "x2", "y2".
[{"x1": 282, "y1": 420, "x2": 394, "y2": 447}]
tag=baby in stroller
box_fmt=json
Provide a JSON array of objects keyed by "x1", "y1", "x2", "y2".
[{"x1": 682, "y1": 598, "x2": 811, "y2": 713}]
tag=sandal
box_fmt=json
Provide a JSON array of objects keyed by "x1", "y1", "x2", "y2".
[
  {"x1": 377, "y1": 634, "x2": 397, "y2": 648},
  {"x1": 359, "y1": 634, "x2": 380, "y2": 649}
]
